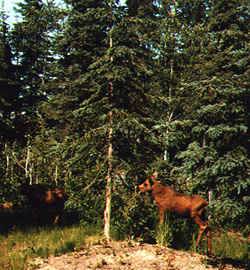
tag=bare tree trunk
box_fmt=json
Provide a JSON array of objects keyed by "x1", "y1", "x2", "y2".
[
  {"x1": 54, "y1": 164, "x2": 58, "y2": 185},
  {"x1": 104, "y1": 16, "x2": 114, "y2": 241},
  {"x1": 104, "y1": 111, "x2": 113, "y2": 241},
  {"x1": 164, "y1": 3, "x2": 176, "y2": 162},
  {"x1": 25, "y1": 145, "x2": 30, "y2": 180},
  {"x1": 5, "y1": 143, "x2": 9, "y2": 175},
  {"x1": 25, "y1": 137, "x2": 33, "y2": 184}
]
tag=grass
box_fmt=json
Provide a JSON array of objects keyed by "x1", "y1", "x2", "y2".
[
  {"x1": 153, "y1": 216, "x2": 249, "y2": 268},
  {"x1": 210, "y1": 231, "x2": 249, "y2": 263},
  {"x1": 0, "y1": 224, "x2": 102, "y2": 270},
  {"x1": 155, "y1": 218, "x2": 173, "y2": 247},
  {"x1": 0, "y1": 220, "x2": 249, "y2": 270}
]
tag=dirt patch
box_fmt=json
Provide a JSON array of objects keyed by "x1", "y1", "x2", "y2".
[{"x1": 30, "y1": 241, "x2": 244, "y2": 270}]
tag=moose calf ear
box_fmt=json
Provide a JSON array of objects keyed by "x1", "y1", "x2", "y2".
[{"x1": 151, "y1": 171, "x2": 158, "y2": 180}]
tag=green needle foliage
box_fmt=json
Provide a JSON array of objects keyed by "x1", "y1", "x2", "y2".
[
  {"x1": 0, "y1": 10, "x2": 21, "y2": 141},
  {"x1": 158, "y1": 0, "x2": 249, "y2": 228},
  {"x1": 0, "y1": 0, "x2": 249, "y2": 245}
]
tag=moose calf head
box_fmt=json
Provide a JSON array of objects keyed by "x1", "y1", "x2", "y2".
[{"x1": 138, "y1": 172, "x2": 158, "y2": 192}]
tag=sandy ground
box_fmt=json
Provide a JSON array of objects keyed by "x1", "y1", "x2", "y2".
[{"x1": 30, "y1": 241, "x2": 246, "y2": 270}]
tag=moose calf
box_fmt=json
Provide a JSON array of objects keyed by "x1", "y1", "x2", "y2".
[
  {"x1": 0, "y1": 202, "x2": 14, "y2": 213},
  {"x1": 139, "y1": 172, "x2": 210, "y2": 252},
  {"x1": 21, "y1": 183, "x2": 67, "y2": 224}
]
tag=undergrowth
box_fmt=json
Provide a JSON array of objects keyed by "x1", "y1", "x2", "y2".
[
  {"x1": 0, "y1": 224, "x2": 102, "y2": 270},
  {"x1": 210, "y1": 231, "x2": 249, "y2": 263},
  {"x1": 0, "y1": 221, "x2": 248, "y2": 270}
]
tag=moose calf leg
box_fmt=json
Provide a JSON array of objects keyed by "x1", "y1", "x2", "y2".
[
  {"x1": 158, "y1": 208, "x2": 165, "y2": 226},
  {"x1": 206, "y1": 228, "x2": 211, "y2": 253},
  {"x1": 193, "y1": 215, "x2": 208, "y2": 250},
  {"x1": 53, "y1": 214, "x2": 60, "y2": 224}
]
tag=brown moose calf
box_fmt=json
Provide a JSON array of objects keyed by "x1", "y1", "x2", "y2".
[
  {"x1": 0, "y1": 202, "x2": 14, "y2": 213},
  {"x1": 139, "y1": 172, "x2": 210, "y2": 252},
  {"x1": 21, "y1": 184, "x2": 67, "y2": 224}
]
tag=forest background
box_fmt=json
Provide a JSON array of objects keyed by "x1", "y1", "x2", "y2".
[{"x1": 0, "y1": 0, "x2": 249, "y2": 242}]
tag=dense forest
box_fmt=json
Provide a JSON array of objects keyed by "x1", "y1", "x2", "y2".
[{"x1": 0, "y1": 0, "x2": 249, "y2": 241}]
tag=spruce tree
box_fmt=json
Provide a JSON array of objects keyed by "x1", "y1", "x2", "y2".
[
  {"x1": 10, "y1": 0, "x2": 62, "y2": 134},
  {"x1": 0, "y1": 8, "x2": 26, "y2": 203},
  {"x1": 5, "y1": 0, "x2": 65, "y2": 185},
  {"x1": 165, "y1": 0, "x2": 249, "y2": 228},
  {"x1": 40, "y1": 0, "x2": 166, "y2": 237},
  {"x1": 0, "y1": 9, "x2": 21, "y2": 141}
]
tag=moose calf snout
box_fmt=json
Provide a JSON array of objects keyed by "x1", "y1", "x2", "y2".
[{"x1": 138, "y1": 179, "x2": 152, "y2": 193}]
